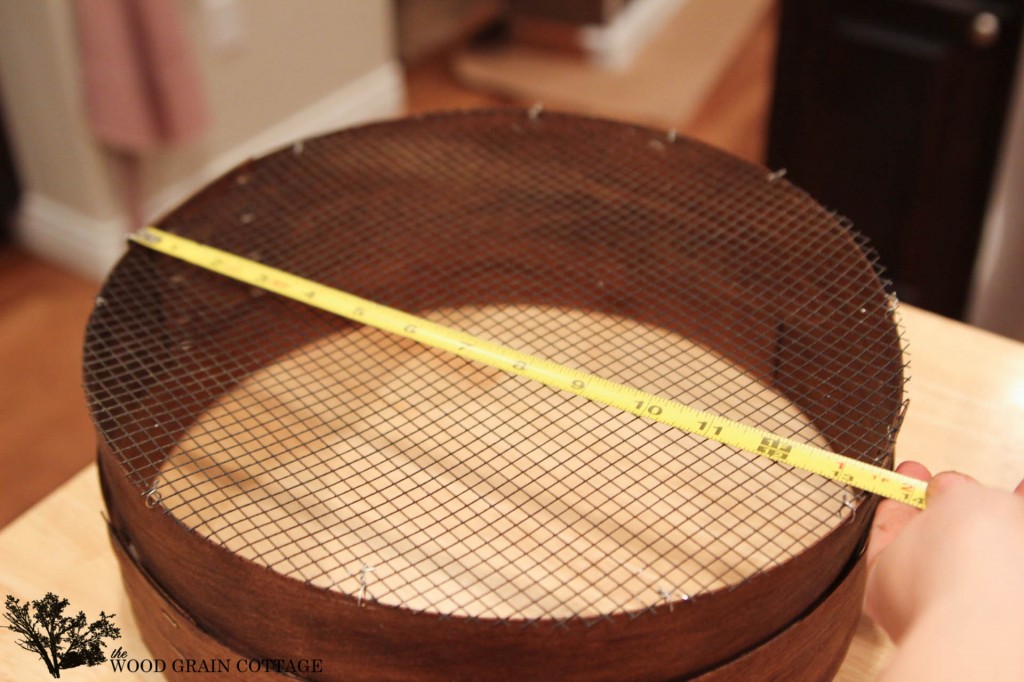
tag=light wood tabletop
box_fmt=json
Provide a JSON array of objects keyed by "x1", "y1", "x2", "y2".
[{"x1": 2, "y1": 304, "x2": 1023, "y2": 681}]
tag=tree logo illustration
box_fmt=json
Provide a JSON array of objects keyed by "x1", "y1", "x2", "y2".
[{"x1": 3, "y1": 593, "x2": 120, "y2": 678}]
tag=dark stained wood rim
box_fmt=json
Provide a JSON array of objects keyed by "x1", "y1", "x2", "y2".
[{"x1": 107, "y1": 495, "x2": 868, "y2": 682}]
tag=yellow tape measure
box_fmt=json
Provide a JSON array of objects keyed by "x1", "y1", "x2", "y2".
[{"x1": 130, "y1": 226, "x2": 927, "y2": 509}]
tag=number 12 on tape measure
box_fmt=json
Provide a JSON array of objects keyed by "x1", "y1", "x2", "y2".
[{"x1": 129, "y1": 227, "x2": 927, "y2": 510}]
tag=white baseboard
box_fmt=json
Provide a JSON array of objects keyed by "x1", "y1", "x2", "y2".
[
  {"x1": 16, "y1": 60, "x2": 406, "y2": 281},
  {"x1": 16, "y1": 193, "x2": 126, "y2": 282},
  {"x1": 581, "y1": 0, "x2": 689, "y2": 71}
]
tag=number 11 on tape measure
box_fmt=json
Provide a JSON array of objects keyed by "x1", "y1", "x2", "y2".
[{"x1": 129, "y1": 226, "x2": 927, "y2": 509}]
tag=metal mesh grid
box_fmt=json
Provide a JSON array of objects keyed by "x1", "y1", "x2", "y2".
[{"x1": 85, "y1": 110, "x2": 905, "y2": 623}]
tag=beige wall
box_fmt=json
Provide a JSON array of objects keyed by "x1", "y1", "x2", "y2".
[
  {"x1": 0, "y1": 0, "x2": 121, "y2": 220},
  {"x1": 146, "y1": 0, "x2": 399, "y2": 213},
  {"x1": 191, "y1": 0, "x2": 394, "y2": 153},
  {"x1": 0, "y1": 0, "x2": 402, "y2": 278}
]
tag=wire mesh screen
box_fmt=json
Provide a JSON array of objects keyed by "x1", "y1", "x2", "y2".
[{"x1": 85, "y1": 110, "x2": 905, "y2": 624}]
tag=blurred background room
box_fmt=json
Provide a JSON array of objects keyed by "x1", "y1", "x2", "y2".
[{"x1": 0, "y1": 0, "x2": 1021, "y2": 528}]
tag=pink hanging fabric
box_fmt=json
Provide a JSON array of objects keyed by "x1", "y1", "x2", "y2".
[{"x1": 73, "y1": 0, "x2": 209, "y2": 226}]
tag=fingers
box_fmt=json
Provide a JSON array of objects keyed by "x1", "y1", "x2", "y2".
[
  {"x1": 893, "y1": 460, "x2": 932, "y2": 483},
  {"x1": 866, "y1": 460, "x2": 932, "y2": 567},
  {"x1": 925, "y1": 470, "x2": 978, "y2": 506},
  {"x1": 925, "y1": 470, "x2": 1023, "y2": 499}
]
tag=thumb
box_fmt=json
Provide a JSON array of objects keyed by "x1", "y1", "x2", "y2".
[{"x1": 866, "y1": 460, "x2": 931, "y2": 567}]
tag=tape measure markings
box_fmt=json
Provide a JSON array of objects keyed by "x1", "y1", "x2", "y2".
[{"x1": 130, "y1": 227, "x2": 926, "y2": 509}]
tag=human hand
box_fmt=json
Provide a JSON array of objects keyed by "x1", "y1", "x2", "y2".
[{"x1": 864, "y1": 461, "x2": 1024, "y2": 679}]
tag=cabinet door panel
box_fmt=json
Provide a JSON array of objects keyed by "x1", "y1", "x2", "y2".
[{"x1": 769, "y1": 0, "x2": 1021, "y2": 317}]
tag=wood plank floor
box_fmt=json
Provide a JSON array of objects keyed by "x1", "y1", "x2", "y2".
[
  {"x1": 408, "y1": 3, "x2": 778, "y2": 164},
  {"x1": 0, "y1": 6, "x2": 777, "y2": 529},
  {"x1": 0, "y1": 247, "x2": 100, "y2": 527}
]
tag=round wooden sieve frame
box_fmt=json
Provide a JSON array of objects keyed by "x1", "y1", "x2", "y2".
[{"x1": 88, "y1": 110, "x2": 904, "y2": 680}]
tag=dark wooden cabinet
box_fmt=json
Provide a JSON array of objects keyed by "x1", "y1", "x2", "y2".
[{"x1": 768, "y1": 0, "x2": 1022, "y2": 319}]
